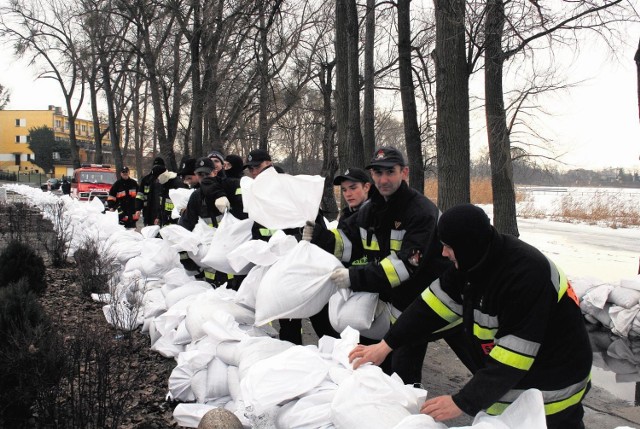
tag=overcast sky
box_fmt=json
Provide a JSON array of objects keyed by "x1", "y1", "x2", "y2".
[{"x1": 1, "y1": 20, "x2": 639, "y2": 172}]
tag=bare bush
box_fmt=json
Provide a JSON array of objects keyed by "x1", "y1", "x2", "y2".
[
  {"x1": 40, "y1": 200, "x2": 73, "y2": 267},
  {"x1": 74, "y1": 239, "x2": 120, "y2": 296}
]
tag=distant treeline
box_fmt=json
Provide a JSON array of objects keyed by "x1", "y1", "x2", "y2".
[{"x1": 471, "y1": 159, "x2": 640, "y2": 188}]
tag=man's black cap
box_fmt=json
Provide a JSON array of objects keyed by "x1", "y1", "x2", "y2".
[
  {"x1": 365, "y1": 147, "x2": 406, "y2": 169},
  {"x1": 207, "y1": 151, "x2": 225, "y2": 164},
  {"x1": 333, "y1": 167, "x2": 371, "y2": 186},
  {"x1": 178, "y1": 158, "x2": 197, "y2": 176},
  {"x1": 120, "y1": 166, "x2": 130, "y2": 173},
  {"x1": 243, "y1": 149, "x2": 271, "y2": 169},
  {"x1": 195, "y1": 157, "x2": 214, "y2": 175}
]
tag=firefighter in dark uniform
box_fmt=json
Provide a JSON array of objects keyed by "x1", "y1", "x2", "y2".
[
  {"x1": 349, "y1": 204, "x2": 592, "y2": 429},
  {"x1": 136, "y1": 157, "x2": 165, "y2": 226},
  {"x1": 155, "y1": 167, "x2": 188, "y2": 227},
  {"x1": 306, "y1": 146, "x2": 450, "y2": 384},
  {"x1": 332, "y1": 167, "x2": 373, "y2": 228},
  {"x1": 107, "y1": 166, "x2": 139, "y2": 229}
]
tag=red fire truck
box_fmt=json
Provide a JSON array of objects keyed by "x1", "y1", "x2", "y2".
[{"x1": 70, "y1": 164, "x2": 117, "y2": 203}]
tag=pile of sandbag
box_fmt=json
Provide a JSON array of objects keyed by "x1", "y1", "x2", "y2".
[
  {"x1": 574, "y1": 275, "x2": 640, "y2": 337},
  {"x1": 4, "y1": 183, "x2": 549, "y2": 429},
  {"x1": 589, "y1": 327, "x2": 640, "y2": 384}
]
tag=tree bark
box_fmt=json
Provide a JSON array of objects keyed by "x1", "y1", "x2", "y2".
[
  {"x1": 433, "y1": 0, "x2": 470, "y2": 210},
  {"x1": 362, "y1": 0, "x2": 375, "y2": 159},
  {"x1": 397, "y1": 0, "x2": 424, "y2": 193},
  {"x1": 335, "y1": 0, "x2": 349, "y2": 169},
  {"x1": 345, "y1": 0, "x2": 365, "y2": 167},
  {"x1": 484, "y1": 0, "x2": 519, "y2": 236}
]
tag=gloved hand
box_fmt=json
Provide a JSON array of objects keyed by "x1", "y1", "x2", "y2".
[
  {"x1": 302, "y1": 220, "x2": 315, "y2": 241},
  {"x1": 215, "y1": 196, "x2": 230, "y2": 213},
  {"x1": 330, "y1": 267, "x2": 350, "y2": 289}
]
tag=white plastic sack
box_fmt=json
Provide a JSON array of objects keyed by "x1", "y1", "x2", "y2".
[
  {"x1": 254, "y1": 241, "x2": 343, "y2": 325},
  {"x1": 201, "y1": 211, "x2": 253, "y2": 274},
  {"x1": 240, "y1": 345, "x2": 330, "y2": 415},
  {"x1": 609, "y1": 287, "x2": 640, "y2": 309},
  {"x1": 172, "y1": 403, "x2": 216, "y2": 428},
  {"x1": 331, "y1": 365, "x2": 426, "y2": 429},
  {"x1": 328, "y1": 290, "x2": 379, "y2": 331},
  {"x1": 241, "y1": 167, "x2": 324, "y2": 229},
  {"x1": 186, "y1": 293, "x2": 255, "y2": 341},
  {"x1": 164, "y1": 280, "x2": 211, "y2": 308},
  {"x1": 237, "y1": 337, "x2": 294, "y2": 379},
  {"x1": 275, "y1": 389, "x2": 336, "y2": 429},
  {"x1": 469, "y1": 389, "x2": 546, "y2": 429},
  {"x1": 169, "y1": 187, "x2": 194, "y2": 219},
  {"x1": 235, "y1": 265, "x2": 270, "y2": 310},
  {"x1": 159, "y1": 224, "x2": 200, "y2": 253}
]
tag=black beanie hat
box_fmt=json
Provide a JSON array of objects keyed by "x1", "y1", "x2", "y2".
[
  {"x1": 153, "y1": 156, "x2": 165, "y2": 166},
  {"x1": 438, "y1": 204, "x2": 493, "y2": 272},
  {"x1": 225, "y1": 154, "x2": 244, "y2": 178}
]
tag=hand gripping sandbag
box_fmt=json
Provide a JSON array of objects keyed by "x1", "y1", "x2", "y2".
[
  {"x1": 200, "y1": 211, "x2": 253, "y2": 274},
  {"x1": 240, "y1": 167, "x2": 324, "y2": 229},
  {"x1": 254, "y1": 241, "x2": 343, "y2": 326}
]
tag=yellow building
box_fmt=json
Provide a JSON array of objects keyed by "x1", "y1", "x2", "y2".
[{"x1": 0, "y1": 105, "x2": 120, "y2": 177}]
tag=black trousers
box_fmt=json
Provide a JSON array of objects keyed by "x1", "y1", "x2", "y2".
[
  {"x1": 279, "y1": 318, "x2": 302, "y2": 345},
  {"x1": 309, "y1": 304, "x2": 339, "y2": 339}
]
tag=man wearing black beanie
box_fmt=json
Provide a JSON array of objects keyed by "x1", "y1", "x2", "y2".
[{"x1": 349, "y1": 203, "x2": 592, "y2": 429}]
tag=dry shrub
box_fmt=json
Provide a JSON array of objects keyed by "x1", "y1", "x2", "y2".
[{"x1": 553, "y1": 191, "x2": 640, "y2": 228}]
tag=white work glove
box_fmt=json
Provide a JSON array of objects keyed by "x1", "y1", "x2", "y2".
[
  {"x1": 330, "y1": 267, "x2": 350, "y2": 289},
  {"x1": 214, "y1": 196, "x2": 230, "y2": 213},
  {"x1": 302, "y1": 220, "x2": 315, "y2": 241}
]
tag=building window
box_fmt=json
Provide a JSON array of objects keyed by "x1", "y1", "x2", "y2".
[
  {"x1": 27, "y1": 154, "x2": 31, "y2": 161},
  {"x1": 15, "y1": 135, "x2": 28, "y2": 143},
  {"x1": 64, "y1": 122, "x2": 69, "y2": 131},
  {"x1": 15, "y1": 118, "x2": 26, "y2": 127},
  {"x1": 81, "y1": 124, "x2": 87, "y2": 133},
  {"x1": 55, "y1": 119, "x2": 62, "y2": 129}
]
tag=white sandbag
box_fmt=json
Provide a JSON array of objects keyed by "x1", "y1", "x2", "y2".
[
  {"x1": 237, "y1": 337, "x2": 294, "y2": 379},
  {"x1": 470, "y1": 388, "x2": 546, "y2": 429},
  {"x1": 580, "y1": 301, "x2": 613, "y2": 328},
  {"x1": 200, "y1": 211, "x2": 253, "y2": 274},
  {"x1": 583, "y1": 284, "x2": 614, "y2": 309},
  {"x1": 172, "y1": 403, "x2": 216, "y2": 428},
  {"x1": 275, "y1": 389, "x2": 336, "y2": 429},
  {"x1": 391, "y1": 414, "x2": 447, "y2": 429},
  {"x1": 102, "y1": 302, "x2": 141, "y2": 331},
  {"x1": 174, "y1": 320, "x2": 193, "y2": 345},
  {"x1": 192, "y1": 218, "x2": 216, "y2": 245},
  {"x1": 165, "y1": 280, "x2": 211, "y2": 308},
  {"x1": 254, "y1": 241, "x2": 342, "y2": 325},
  {"x1": 235, "y1": 265, "x2": 270, "y2": 310},
  {"x1": 360, "y1": 301, "x2": 392, "y2": 341},
  {"x1": 328, "y1": 290, "x2": 378, "y2": 331},
  {"x1": 159, "y1": 224, "x2": 200, "y2": 253},
  {"x1": 331, "y1": 365, "x2": 425, "y2": 429},
  {"x1": 185, "y1": 292, "x2": 255, "y2": 341},
  {"x1": 169, "y1": 363, "x2": 197, "y2": 402},
  {"x1": 139, "y1": 238, "x2": 182, "y2": 276},
  {"x1": 227, "y1": 366, "x2": 242, "y2": 402},
  {"x1": 620, "y1": 275, "x2": 640, "y2": 292},
  {"x1": 151, "y1": 329, "x2": 185, "y2": 358},
  {"x1": 169, "y1": 187, "x2": 194, "y2": 219},
  {"x1": 141, "y1": 225, "x2": 160, "y2": 238},
  {"x1": 609, "y1": 287, "x2": 640, "y2": 309},
  {"x1": 202, "y1": 312, "x2": 249, "y2": 345},
  {"x1": 217, "y1": 341, "x2": 241, "y2": 367},
  {"x1": 240, "y1": 345, "x2": 330, "y2": 415},
  {"x1": 164, "y1": 267, "x2": 194, "y2": 288},
  {"x1": 610, "y1": 305, "x2": 640, "y2": 337},
  {"x1": 241, "y1": 167, "x2": 324, "y2": 229},
  {"x1": 205, "y1": 358, "x2": 230, "y2": 400}
]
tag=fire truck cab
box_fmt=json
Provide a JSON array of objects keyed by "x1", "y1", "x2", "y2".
[{"x1": 70, "y1": 164, "x2": 117, "y2": 203}]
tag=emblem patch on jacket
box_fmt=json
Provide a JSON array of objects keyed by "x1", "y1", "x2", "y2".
[
  {"x1": 394, "y1": 221, "x2": 402, "y2": 229},
  {"x1": 408, "y1": 249, "x2": 422, "y2": 267}
]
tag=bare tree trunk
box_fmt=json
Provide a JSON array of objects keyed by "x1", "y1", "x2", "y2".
[
  {"x1": 335, "y1": 0, "x2": 349, "y2": 170},
  {"x1": 258, "y1": 8, "x2": 269, "y2": 150},
  {"x1": 190, "y1": 0, "x2": 203, "y2": 158},
  {"x1": 319, "y1": 61, "x2": 339, "y2": 220},
  {"x1": 345, "y1": 0, "x2": 365, "y2": 167},
  {"x1": 433, "y1": 0, "x2": 469, "y2": 210},
  {"x1": 362, "y1": 0, "x2": 375, "y2": 158},
  {"x1": 397, "y1": 0, "x2": 424, "y2": 193},
  {"x1": 88, "y1": 77, "x2": 104, "y2": 164},
  {"x1": 635, "y1": 38, "x2": 640, "y2": 123},
  {"x1": 485, "y1": 0, "x2": 518, "y2": 236}
]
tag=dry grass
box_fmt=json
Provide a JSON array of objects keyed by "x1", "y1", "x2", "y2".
[
  {"x1": 517, "y1": 189, "x2": 640, "y2": 228},
  {"x1": 424, "y1": 178, "x2": 525, "y2": 205}
]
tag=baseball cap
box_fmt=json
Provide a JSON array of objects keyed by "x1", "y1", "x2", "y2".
[
  {"x1": 178, "y1": 158, "x2": 196, "y2": 176},
  {"x1": 207, "y1": 151, "x2": 225, "y2": 164},
  {"x1": 333, "y1": 167, "x2": 371, "y2": 186},
  {"x1": 243, "y1": 149, "x2": 271, "y2": 169},
  {"x1": 120, "y1": 166, "x2": 130, "y2": 173},
  {"x1": 365, "y1": 147, "x2": 406, "y2": 169},
  {"x1": 194, "y1": 157, "x2": 214, "y2": 175}
]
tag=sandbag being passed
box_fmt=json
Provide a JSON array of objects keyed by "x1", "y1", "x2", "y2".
[{"x1": 254, "y1": 241, "x2": 343, "y2": 326}]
